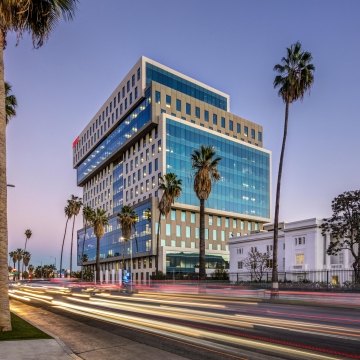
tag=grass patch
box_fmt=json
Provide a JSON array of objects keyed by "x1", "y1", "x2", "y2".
[{"x1": 0, "y1": 313, "x2": 52, "y2": 341}]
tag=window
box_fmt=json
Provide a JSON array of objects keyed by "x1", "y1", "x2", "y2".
[
  {"x1": 191, "y1": 212, "x2": 195, "y2": 223},
  {"x1": 129, "y1": 92, "x2": 133, "y2": 105},
  {"x1": 221, "y1": 231, "x2": 225, "y2": 241},
  {"x1": 225, "y1": 217, "x2": 229, "y2": 228},
  {"x1": 195, "y1": 228, "x2": 199, "y2": 238},
  {"x1": 186, "y1": 103, "x2": 191, "y2": 115},
  {"x1": 258, "y1": 131, "x2": 262, "y2": 142},
  {"x1": 205, "y1": 229, "x2": 209, "y2": 240},
  {"x1": 155, "y1": 91, "x2": 161, "y2": 104},
  {"x1": 233, "y1": 219, "x2": 237, "y2": 229},
  {"x1": 296, "y1": 253, "x2": 304, "y2": 265},
  {"x1": 155, "y1": 158, "x2": 158, "y2": 171},
  {"x1": 251, "y1": 128, "x2": 256, "y2": 139},
  {"x1": 127, "y1": 80, "x2": 130, "y2": 92},
  {"x1": 237, "y1": 123, "x2": 241, "y2": 134},
  {"x1": 195, "y1": 107, "x2": 200, "y2": 118},
  {"x1": 266, "y1": 259, "x2": 273, "y2": 268},
  {"x1": 266, "y1": 245, "x2": 273, "y2": 252},
  {"x1": 171, "y1": 210, "x2": 176, "y2": 221},
  {"x1": 176, "y1": 99, "x2": 181, "y2": 111},
  {"x1": 213, "y1": 230, "x2": 217, "y2": 241},
  {"x1": 213, "y1": 114, "x2": 218, "y2": 125},
  {"x1": 244, "y1": 126, "x2": 249, "y2": 137},
  {"x1": 125, "y1": 98, "x2": 127, "y2": 110},
  {"x1": 217, "y1": 217, "x2": 221, "y2": 226},
  {"x1": 171, "y1": 240, "x2": 176, "y2": 247},
  {"x1": 186, "y1": 226, "x2": 191, "y2": 238},
  {"x1": 132, "y1": 74, "x2": 135, "y2": 87},
  {"x1": 176, "y1": 225, "x2": 181, "y2": 237},
  {"x1": 238, "y1": 261, "x2": 243, "y2": 270},
  {"x1": 122, "y1": 86, "x2": 125, "y2": 98},
  {"x1": 148, "y1": 162, "x2": 152, "y2": 175},
  {"x1": 221, "y1": 117, "x2": 226, "y2": 128},
  {"x1": 228, "y1": 120, "x2": 233, "y2": 131},
  {"x1": 236, "y1": 248, "x2": 243, "y2": 254},
  {"x1": 135, "y1": 87, "x2": 138, "y2": 99},
  {"x1": 208, "y1": 215, "x2": 213, "y2": 226},
  {"x1": 204, "y1": 110, "x2": 209, "y2": 122},
  {"x1": 137, "y1": 67, "x2": 141, "y2": 80},
  {"x1": 166, "y1": 95, "x2": 171, "y2": 107},
  {"x1": 166, "y1": 224, "x2": 171, "y2": 236},
  {"x1": 181, "y1": 211, "x2": 186, "y2": 222},
  {"x1": 247, "y1": 222, "x2": 252, "y2": 231}
]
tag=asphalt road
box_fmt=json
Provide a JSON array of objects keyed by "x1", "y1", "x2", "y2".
[{"x1": 9, "y1": 284, "x2": 360, "y2": 360}]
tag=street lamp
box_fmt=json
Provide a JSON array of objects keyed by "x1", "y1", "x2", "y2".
[{"x1": 7, "y1": 184, "x2": 15, "y2": 188}]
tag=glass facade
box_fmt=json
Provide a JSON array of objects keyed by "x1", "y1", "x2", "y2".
[
  {"x1": 146, "y1": 63, "x2": 227, "y2": 111},
  {"x1": 78, "y1": 201, "x2": 152, "y2": 264},
  {"x1": 166, "y1": 118, "x2": 270, "y2": 218},
  {"x1": 77, "y1": 95, "x2": 152, "y2": 184}
]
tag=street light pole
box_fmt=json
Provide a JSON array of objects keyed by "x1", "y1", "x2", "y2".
[{"x1": 7, "y1": 184, "x2": 15, "y2": 188}]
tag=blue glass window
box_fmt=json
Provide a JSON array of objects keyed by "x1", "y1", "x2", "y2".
[
  {"x1": 186, "y1": 103, "x2": 191, "y2": 115},
  {"x1": 221, "y1": 117, "x2": 226, "y2": 128},
  {"x1": 176, "y1": 99, "x2": 181, "y2": 112},
  {"x1": 155, "y1": 91, "x2": 161, "y2": 104},
  {"x1": 204, "y1": 110, "x2": 209, "y2": 122},
  {"x1": 165, "y1": 118, "x2": 270, "y2": 218},
  {"x1": 258, "y1": 131, "x2": 263, "y2": 142},
  {"x1": 244, "y1": 126, "x2": 249, "y2": 137},
  {"x1": 77, "y1": 97, "x2": 152, "y2": 184},
  {"x1": 213, "y1": 114, "x2": 218, "y2": 125},
  {"x1": 137, "y1": 67, "x2": 141, "y2": 80},
  {"x1": 166, "y1": 95, "x2": 171, "y2": 106},
  {"x1": 237, "y1": 123, "x2": 241, "y2": 134},
  {"x1": 229, "y1": 120, "x2": 233, "y2": 131},
  {"x1": 146, "y1": 63, "x2": 227, "y2": 111},
  {"x1": 251, "y1": 129, "x2": 256, "y2": 139},
  {"x1": 195, "y1": 107, "x2": 200, "y2": 118}
]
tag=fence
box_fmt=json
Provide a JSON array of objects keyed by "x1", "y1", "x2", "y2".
[{"x1": 229, "y1": 269, "x2": 356, "y2": 288}]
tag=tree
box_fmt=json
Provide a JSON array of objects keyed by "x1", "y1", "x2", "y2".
[
  {"x1": 5, "y1": 82, "x2": 17, "y2": 124},
  {"x1": 272, "y1": 42, "x2": 315, "y2": 294},
  {"x1": 244, "y1": 249, "x2": 271, "y2": 282},
  {"x1": 117, "y1": 205, "x2": 137, "y2": 272},
  {"x1": 22, "y1": 229, "x2": 32, "y2": 273},
  {"x1": 68, "y1": 195, "x2": 82, "y2": 276},
  {"x1": 0, "y1": 0, "x2": 78, "y2": 331},
  {"x1": 320, "y1": 190, "x2": 360, "y2": 284},
  {"x1": 9, "y1": 250, "x2": 16, "y2": 280},
  {"x1": 14, "y1": 248, "x2": 23, "y2": 281},
  {"x1": 91, "y1": 208, "x2": 109, "y2": 283},
  {"x1": 27, "y1": 264, "x2": 34, "y2": 279},
  {"x1": 156, "y1": 173, "x2": 182, "y2": 276},
  {"x1": 81, "y1": 206, "x2": 95, "y2": 280},
  {"x1": 59, "y1": 204, "x2": 72, "y2": 278},
  {"x1": 191, "y1": 146, "x2": 221, "y2": 280},
  {"x1": 22, "y1": 251, "x2": 31, "y2": 273}
]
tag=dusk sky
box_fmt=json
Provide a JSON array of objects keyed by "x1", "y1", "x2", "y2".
[{"x1": 5, "y1": 0, "x2": 360, "y2": 269}]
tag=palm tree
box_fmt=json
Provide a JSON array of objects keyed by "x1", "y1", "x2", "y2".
[
  {"x1": 59, "y1": 204, "x2": 72, "y2": 278},
  {"x1": 0, "y1": 0, "x2": 78, "y2": 331},
  {"x1": 117, "y1": 205, "x2": 137, "y2": 272},
  {"x1": 5, "y1": 82, "x2": 17, "y2": 125},
  {"x1": 22, "y1": 251, "x2": 31, "y2": 273},
  {"x1": 9, "y1": 250, "x2": 16, "y2": 280},
  {"x1": 68, "y1": 195, "x2": 82, "y2": 276},
  {"x1": 156, "y1": 173, "x2": 182, "y2": 276},
  {"x1": 81, "y1": 206, "x2": 95, "y2": 280},
  {"x1": 24, "y1": 229, "x2": 32, "y2": 250},
  {"x1": 27, "y1": 264, "x2": 34, "y2": 279},
  {"x1": 14, "y1": 248, "x2": 24, "y2": 281},
  {"x1": 192, "y1": 146, "x2": 221, "y2": 280},
  {"x1": 272, "y1": 42, "x2": 315, "y2": 294},
  {"x1": 91, "y1": 208, "x2": 109, "y2": 283}
]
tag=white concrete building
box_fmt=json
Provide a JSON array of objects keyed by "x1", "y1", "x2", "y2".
[{"x1": 229, "y1": 218, "x2": 355, "y2": 285}]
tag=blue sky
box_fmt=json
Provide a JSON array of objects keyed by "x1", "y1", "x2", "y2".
[{"x1": 5, "y1": 0, "x2": 360, "y2": 268}]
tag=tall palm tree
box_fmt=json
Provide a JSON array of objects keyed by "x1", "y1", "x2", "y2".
[
  {"x1": 192, "y1": 146, "x2": 221, "y2": 280},
  {"x1": 68, "y1": 195, "x2": 82, "y2": 276},
  {"x1": 156, "y1": 173, "x2": 182, "y2": 276},
  {"x1": 0, "y1": 0, "x2": 78, "y2": 331},
  {"x1": 59, "y1": 204, "x2": 72, "y2": 278},
  {"x1": 22, "y1": 251, "x2": 31, "y2": 273},
  {"x1": 24, "y1": 229, "x2": 32, "y2": 250},
  {"x1": 5, "y1": 82, "x2": 17, "y2": 125},
  {"x1": 117, "y1": 205, "x2": 137, "y2": 272},
  {"x1": 27, "y1": 264, "x2": 34, "y2": 279},
  {"x1": 91, "y1": 208, "x2": 109, "y2": 283},
  {"x1": 272, "y1": 42, "x2": 315, "y2": 294},
  {"x1": 9, "y1": 250, "x2": 16, "y2": 281},
  {"x1": 14, "y1": 248, "x2": 23, "y2": 281},
  {"x1": 81, "y1": 206, "x2": 95, "y2": 280}
]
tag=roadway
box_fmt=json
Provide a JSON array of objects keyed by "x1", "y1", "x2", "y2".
[{"x1": 9, "y1": 283, "x2": 360, "y2": 360}]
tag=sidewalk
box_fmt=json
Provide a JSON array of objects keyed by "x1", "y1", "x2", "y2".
[{"x1": 8, "y1": 300, "x2": 189, "y2": 360}]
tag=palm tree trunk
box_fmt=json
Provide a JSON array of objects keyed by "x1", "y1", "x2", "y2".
[
  {"x1": 272, "y1": 101, "x2": 289, "y2": 296},
  {"x1": 0, "y1": 30, "x2": 11, "y2": 331},
  {"x1": 199, "y1": 198, "x2": 206, "y2": 280},
  {"x1": 70, "y1": 215, "x2": 76, "y2": 277},
  {"x1": 81, "y1": 223, "x2": 87, "y2": 281},
  {"x1": 155, "y1": 212, "x2": 161, "y2": 276},
  {"x1": 96, "y1": 236, "x2": 100, "y2": 282},
  {"x1": 17, "y1": 258, "x2": 21, "y2": 281},
  {"x1": 59, "y1": 218, "x2": 69, "y2": 278}
]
